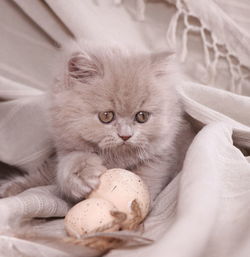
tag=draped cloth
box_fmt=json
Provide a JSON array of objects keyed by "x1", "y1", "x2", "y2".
[{"x1": 0, "y1": 0, "x2": 250, "y2": 256}]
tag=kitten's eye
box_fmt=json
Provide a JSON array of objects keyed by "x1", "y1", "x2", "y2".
[
  {"x1": 135, "y1": 111, "x2": 150, "y2": 123},
  {"x1": 98, "y1": 111, "x2": 115, "y2": 124}
]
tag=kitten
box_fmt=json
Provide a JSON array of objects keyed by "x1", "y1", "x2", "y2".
[
  {"x1": 0, "y1": 43, "x2": 193, "y2": 201},
  {"x1": 50, "y1": 43, "x2": 194, "y2": 202}
]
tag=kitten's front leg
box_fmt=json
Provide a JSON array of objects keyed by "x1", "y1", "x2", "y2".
[{"x1": 57, "y1": 151, "x2": 107, "y2": 202}]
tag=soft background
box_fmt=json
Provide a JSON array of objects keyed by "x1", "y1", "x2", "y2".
[{"x1": 0, "y1": 0, "x2": 250, "y2": 256}]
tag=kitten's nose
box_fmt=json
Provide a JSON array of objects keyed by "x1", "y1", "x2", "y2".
[{"x1": 119, "y1": 135, "x2": 131, "y2": 141}]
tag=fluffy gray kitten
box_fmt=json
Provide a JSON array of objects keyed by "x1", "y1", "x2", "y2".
[
  {"x1": 0, "y1": 44, "x2": 193, "y2": 201},
  {"x1": 50, "y1": 44, "x2": 194, "y2": 202}
]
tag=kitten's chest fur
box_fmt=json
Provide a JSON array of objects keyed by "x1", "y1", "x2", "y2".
[{"x1": 98, "y1": 146, "x2": 144, "y2": 170}]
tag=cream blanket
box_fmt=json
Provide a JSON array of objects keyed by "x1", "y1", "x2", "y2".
[{"x1": 0, "y1": 0, "x2": 250, "y2": 256}]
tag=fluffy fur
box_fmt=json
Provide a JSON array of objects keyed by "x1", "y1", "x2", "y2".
[
  {"x1": 50, "y1": 43, "x2": 194, "y2": 202},
  {"x1": 0, "y1": 43, "x2": 194, "y2": 201}
]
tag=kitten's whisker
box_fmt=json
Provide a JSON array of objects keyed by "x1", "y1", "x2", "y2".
[{"x1": 135, "y1": 145, "x2": 147, "y2": 161}]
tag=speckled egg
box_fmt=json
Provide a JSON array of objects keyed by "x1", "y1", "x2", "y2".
[
  {"x1": 64, "y1": 198, "x2": 119, "y2": 237},
  {"x1": 89, "y1": 168, "x2": 150, "y2": 226}
]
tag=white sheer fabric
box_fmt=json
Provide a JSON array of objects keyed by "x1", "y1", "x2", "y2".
[{"x1": 0, "y1": 0, "x2": 250, "y2": 256}]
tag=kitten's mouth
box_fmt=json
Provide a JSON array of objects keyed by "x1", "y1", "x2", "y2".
[
  {"x1": 110, "y1": 141, "x2": 133, "y2": 149},
  {"x1": 120, "y1": 141, "x2": 132, "y2": 147},
  {"x1": 115, "y1": 142, "x2": 127, "y2": 148}
]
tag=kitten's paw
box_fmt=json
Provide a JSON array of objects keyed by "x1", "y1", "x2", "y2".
[
  {"x1": 58, "y1": 152, "x2": 107, "y2": 202},
  {"x1": 0, "y1": 178, "x2": 26, "y2": 198}
]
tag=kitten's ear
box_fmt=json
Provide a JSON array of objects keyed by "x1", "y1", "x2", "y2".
[
  {"x1": 151, "y1": 50, "x2": 176, "y2": 77},
  {"x1": 67, "y1": 52, "x2": 104, "y2": 84}
]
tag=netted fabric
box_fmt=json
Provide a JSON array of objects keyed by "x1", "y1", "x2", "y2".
[
  {"x1": 129, "y1": 0, "x2": 250, "y2": 95},
  {"x1": 173, "y1": 0, "x2": 250, "y2": 95}
]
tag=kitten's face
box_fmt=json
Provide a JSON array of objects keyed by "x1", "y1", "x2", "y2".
[{"x1": 51, "y1": 45, "x2": 181, "y2": 159}]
